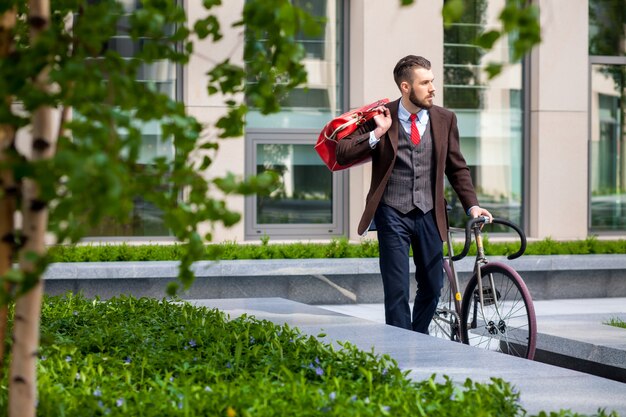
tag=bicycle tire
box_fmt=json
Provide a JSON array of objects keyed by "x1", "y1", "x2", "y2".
[
  {"x1": 429, "y1": 260, "x2": 463, "y2": 342},
  {"x1": 460, "y1": 263, "x2": 537, "y2": 359}
]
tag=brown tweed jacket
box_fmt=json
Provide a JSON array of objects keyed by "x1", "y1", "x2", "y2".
[{"x1": 335, "y1": 98, "x2": 479, "y2": 241}]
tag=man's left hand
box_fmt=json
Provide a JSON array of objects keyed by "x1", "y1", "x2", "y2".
[{"x1": 469, "y1": 206, "x2": 493, "y2": 222}]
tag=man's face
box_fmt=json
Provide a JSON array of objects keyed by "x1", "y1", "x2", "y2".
[{"x1": 404, "y1": 67, "x2": 435, "y2": 110}]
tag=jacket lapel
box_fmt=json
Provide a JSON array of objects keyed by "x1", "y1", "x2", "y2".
[
  {"x1": 429, "y1": 106, "x2": 445, "y2": 164},
  {"x1": 388, "y1": 99, "x2": 400, "y2": 154}
]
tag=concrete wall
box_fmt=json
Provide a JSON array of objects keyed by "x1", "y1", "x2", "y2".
[
  {"x1": 528, "y1": 0, "x2": 589, "y2": 239},
  {"x1": 185, "y1": 0, "x2": 246, "y2": 242}
]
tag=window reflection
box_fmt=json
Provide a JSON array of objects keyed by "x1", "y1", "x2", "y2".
[
  {"x1": 589, "y1": 0, "x2": 626, "y2": 57},
  {"x1": 82, "y1": 3, "x2": 176, "y2": 237},
  {"x1": 590, "y1": 65, "x2": 626, "y2": 230},
  {"x1": 246, "y1": 0, "x2": 345, "y2": 238},
  {"x1": 588, "y1": 0, "x2": 625, "y2": 231},
  {"x1": 246, "y1": 0, "x2": 343, "y2": 129},
  {"x1": 256, "y1": 144, "x2": 332, "y2": 224},
  {"x1": 443, "y1": 0, "x2": 523, "y2": 229}
]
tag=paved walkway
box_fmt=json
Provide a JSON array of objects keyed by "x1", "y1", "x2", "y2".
[
  {"x1": 320, "y1": 297, "x2": 626, "y2": 382},
  {"x1": 318, "y1": 297, "x2": 626, "y2": 324},
  {"x1": 192, "y1": 297, "x2": 626, "y2": 416}
]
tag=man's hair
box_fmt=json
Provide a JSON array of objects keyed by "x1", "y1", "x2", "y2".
[{"x1": 393, "y1": 55, "x2": 431, "y2": 88}]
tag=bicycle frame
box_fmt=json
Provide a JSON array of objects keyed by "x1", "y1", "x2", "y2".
[
  {"x1": 441, "y1": 216, "x2": 535, "y2": 359},
  {"x1": 445, "y1": 227, "x2": 463, "y2": 306}
]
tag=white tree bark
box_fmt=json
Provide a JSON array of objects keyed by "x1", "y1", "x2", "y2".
[
  {"x1": 0, "y1": 6, "x2": 17, "y2": 378},
  {"x1": 9, "y1": 2, "x2": 55, "y2": 417}
]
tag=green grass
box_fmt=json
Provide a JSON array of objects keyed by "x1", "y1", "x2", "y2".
[
  {"x1": 46, "y1": 236, "x2": 626, "y2": 263},
  {"x1": 605, "y1": 317, "x2": 626, "y2": 329},
  {"x1": 0, "y1": 294, "x2": 617, "y2": 417}
]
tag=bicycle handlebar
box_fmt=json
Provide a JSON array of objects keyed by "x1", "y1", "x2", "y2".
[{"x1": 450, "y1": 217, "x2": 527, "y2": 262}]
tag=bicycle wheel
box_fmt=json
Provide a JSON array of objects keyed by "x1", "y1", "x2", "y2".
[
  {"x1": 460, "y1": 263, "x2": 536, "y2": 359},
  {"x1": 429, "y1": 260, "x2": 462, "y2": 342}
]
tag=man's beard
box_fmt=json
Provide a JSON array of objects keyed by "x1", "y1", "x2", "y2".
[{"x1": 409, "y1": 87, "x2": 434, "y2": 109}]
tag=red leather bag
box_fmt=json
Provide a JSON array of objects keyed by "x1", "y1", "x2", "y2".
[{"x1": 315, "y1": 98, "x2": 389, "y2": 171}]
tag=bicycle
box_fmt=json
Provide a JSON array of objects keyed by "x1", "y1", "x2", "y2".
[{"x1": 428, "y1": 216, "x2": 537, "y2": 360}]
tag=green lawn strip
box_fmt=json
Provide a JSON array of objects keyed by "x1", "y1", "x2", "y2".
[{"x1": 1, "y1": 295, "x2": 617, "y2": 416}]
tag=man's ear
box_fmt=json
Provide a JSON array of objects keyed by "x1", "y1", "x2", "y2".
[{"x1": 400, "y1": 81, "x2": 410, "y2": 94}]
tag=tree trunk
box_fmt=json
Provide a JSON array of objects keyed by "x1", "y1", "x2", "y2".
[
  {"x1": 9, "y1": 1, "x2": 55, "y2": 417},
  {"x1": 0, "y1": 7, "x2": 17, "y2": 379},
  {"x1": 9, "y1": 181, "x2": 46, "y2": 417}
]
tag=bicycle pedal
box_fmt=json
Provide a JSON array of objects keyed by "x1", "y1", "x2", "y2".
[{"x1": 474, "y1": 288, "x2": 501, "y2": 306}]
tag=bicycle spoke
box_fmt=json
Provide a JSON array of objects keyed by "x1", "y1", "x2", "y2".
[
  {"x1": 461, "y1": 265, "x2": 536, "y2": 359},
  {"x1": 429, "y1": 262, "x2": 462, "y2": 342}
]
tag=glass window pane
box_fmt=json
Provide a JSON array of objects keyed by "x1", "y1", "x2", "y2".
[
  {"x1": 589, "y1": 0, "x2": 626, "y2": 57},
  {"x1": 590, "y1": 64, "x2": 626, "y2": 231},
  {"x1": 246, "y1": 0, "x2": 343, "y2": 129},
  {"x1": 245, "y1": 1, "x2": 345, "y2": 239},
  {"x1": 88, "y1": 194, "x2": 171, "y2": 237},
  {"x1": 82, "y1": 2, "x2": 176, "y2": 238},
  {"x1": 443, "y1": 0, "x2": 523, "y2": 229},
  {"x1": 256, "y1": 144, "x2": 333, "y2": 224}
]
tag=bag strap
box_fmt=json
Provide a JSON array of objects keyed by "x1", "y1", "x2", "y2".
[
  {"x1": 324, "y1": 101, "x2": 386, "y2": 141},
  {"x1": 324, "y1": 116, "x2": 361, "y2": 142}
]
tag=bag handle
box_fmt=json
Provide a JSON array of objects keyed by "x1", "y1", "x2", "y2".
[{"x1": 324, "y1": 100, "x2": 387, "y2": 142}]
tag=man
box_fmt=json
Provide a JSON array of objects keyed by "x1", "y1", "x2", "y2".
[{"x1": 336, "y1": 55, "x2": 492, "y2": 333}]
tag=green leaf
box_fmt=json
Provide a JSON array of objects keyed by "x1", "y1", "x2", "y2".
[
  {"x1": 3, "y1": 269, "x2": 23, "y2": 284},
  {"x1": 442, "y1": 0, "x2": 465, "y2": 27},
  {"x1": 473, "y1": 30, "x2": 501, "y2": 50},
  {"x1": 484, "y1": 62, "x2": 504, "y2": 80},
  {"x1": 203, "y1": 0, "x2": 222, "y2": 8},
  {"x1": 166, "y1": 281, "x2": 179, "y2": 296},
  {"x1": 199, "y1": 155, "x2": 213, "y2": 170},
  {"x1": 193, "y1": 15, "x2": 222, "y2": 41}
]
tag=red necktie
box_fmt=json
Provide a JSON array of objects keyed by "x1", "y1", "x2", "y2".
[{"x1": 410, "y1": 113, "x2": 420, "y2": 146}]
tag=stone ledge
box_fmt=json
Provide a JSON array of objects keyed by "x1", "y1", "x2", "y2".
[
  {"x1": 535, "y1": 312, "x2": 626, "y2": 383},
  {"x1": 42, "y1": 254, "x2": 626, "y2": 303},
  {"x1": 42, "y1": 254, "x2": 626, "y2": 278}
]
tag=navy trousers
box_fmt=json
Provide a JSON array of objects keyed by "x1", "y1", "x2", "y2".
[{"x1": 374, "y1": 204, "x2": 443, "y2": 333}]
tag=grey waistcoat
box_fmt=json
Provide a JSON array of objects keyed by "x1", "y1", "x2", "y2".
[{"x1": 381, "y1": 119, "x2": 434, "y2": 214}]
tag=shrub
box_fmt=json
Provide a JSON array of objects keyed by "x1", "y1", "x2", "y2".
[
  {"x1": 45, "y1": 237, "x2": 626, "y2": 263},
  {"x1": 0, "y1": 295, "x2": 618, "y2": 416}
]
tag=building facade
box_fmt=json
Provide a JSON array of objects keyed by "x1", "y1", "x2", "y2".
[{"x1": 98, "y1": 0, "x2": 626, "y2": 243}]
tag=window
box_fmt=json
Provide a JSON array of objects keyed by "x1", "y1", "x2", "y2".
[
  {"x1": 86, "y1": 0, "x2": 178, "y2": 238},
  {"x1": 245, "y1": 0, "x2": 347, "y2": 239},
  {"x1": 443, "y1": 0, "x2": 524, "y2": 229},
  {"x1": 589, "y1": 0, "x2": 626, "y2": 231}
]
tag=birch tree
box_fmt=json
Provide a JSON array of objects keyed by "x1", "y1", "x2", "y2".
[
  {"x1": 8, "y1": 2, "x2": 57, "y2": 415},
  {"x1": 0, "y1": 5, "x2": 16, "y2": 381}
]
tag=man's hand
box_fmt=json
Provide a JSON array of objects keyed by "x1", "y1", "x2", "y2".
[
  {"x1": 372, "y1": 105, "x2": 391, "y2": 139},
  {"x1": 469, "y1": 206, "x2": 493, "y2": 222}
]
